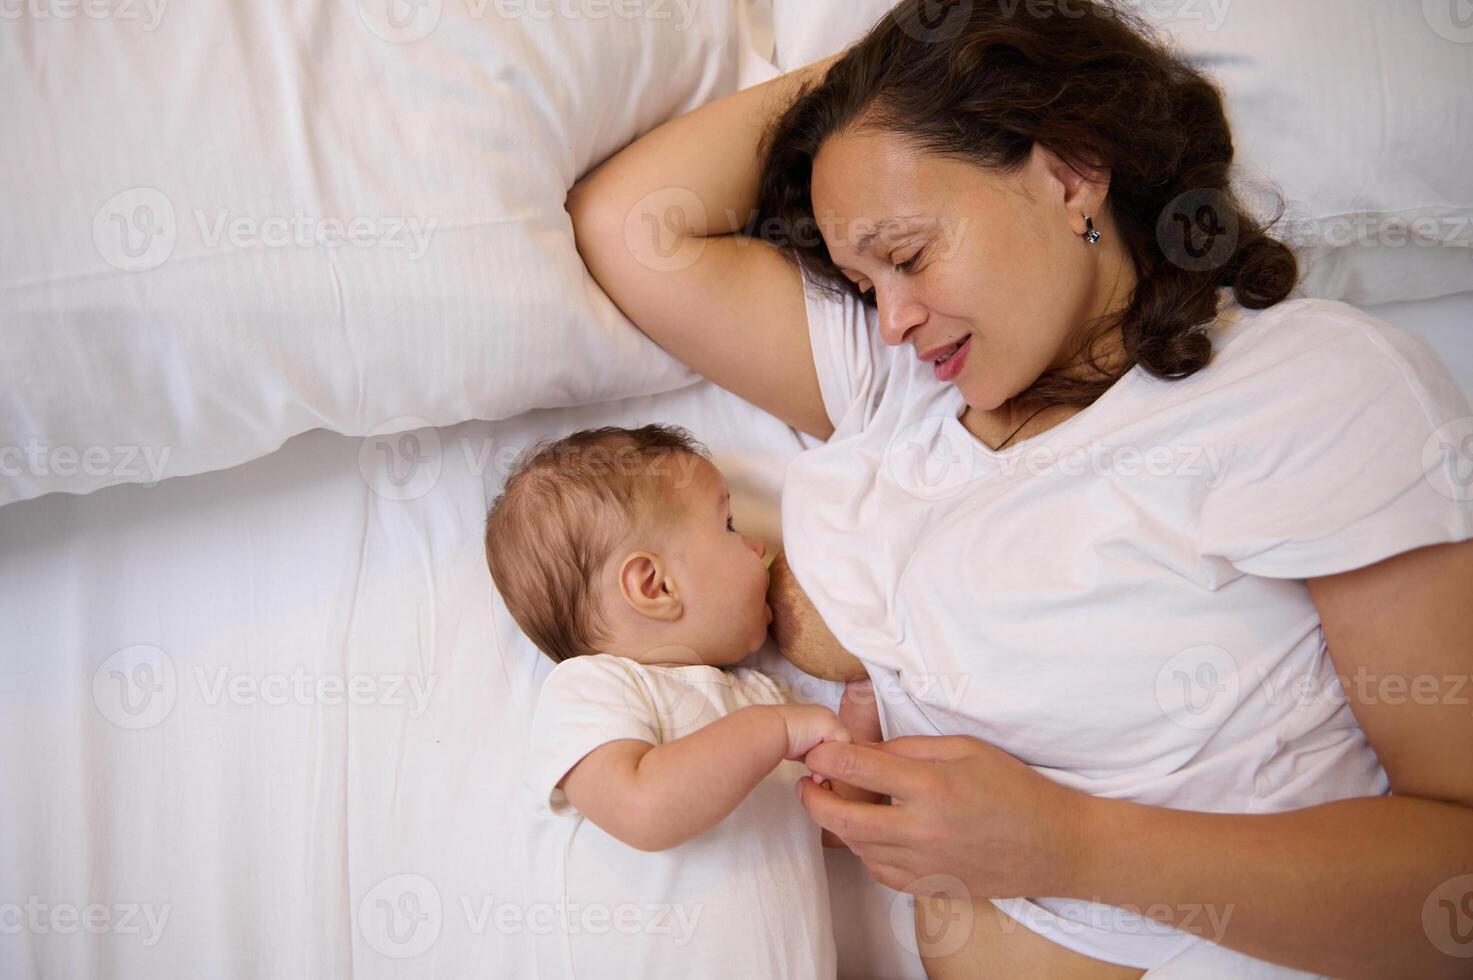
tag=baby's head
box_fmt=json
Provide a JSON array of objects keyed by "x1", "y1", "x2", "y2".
[{"x1": 485, "y1": 424, "x2": 771, "y2": 668}]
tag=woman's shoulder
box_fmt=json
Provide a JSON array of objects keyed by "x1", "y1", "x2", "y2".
[
  {"x1": 1202, "y1": 294, "x2": 1466, "y2": 416},
  {"x1": 1187, "y1": 296, "x2": 1473, "y2": 579}
]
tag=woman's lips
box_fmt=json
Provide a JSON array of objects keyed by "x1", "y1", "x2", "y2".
[{"x1": 934, "y1": 335, "x2": 972, "y2": 383}]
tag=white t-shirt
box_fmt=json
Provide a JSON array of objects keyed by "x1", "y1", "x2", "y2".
[
  {"x1": 781, "y1": 271, "x2": 1473, "y2": 973},
  {"x1": 522, "y1": 653, "x2": 837, "y2": 980}
]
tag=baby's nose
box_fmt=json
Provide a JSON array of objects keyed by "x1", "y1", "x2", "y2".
[{"x1": 748, "y1": 536, "x2": 766, "y2": 559}]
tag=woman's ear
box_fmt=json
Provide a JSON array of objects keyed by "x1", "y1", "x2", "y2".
[
  {"x1": 618, "y1": 551, "x2": 682, "y2": 621},
  {"x1": 1031, "y1": 142, "x2": 1111, "y2": 236}
]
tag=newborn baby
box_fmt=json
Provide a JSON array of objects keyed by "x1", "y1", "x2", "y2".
[{"x1": 486, "y1": 424, "x2": 875, "y2": 980}]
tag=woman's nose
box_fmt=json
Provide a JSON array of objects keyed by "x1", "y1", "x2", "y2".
[{"x1": 875, "y1": 285, "x2": 926, "y2": 347}]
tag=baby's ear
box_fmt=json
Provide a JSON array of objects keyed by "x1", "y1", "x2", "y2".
[{"x1": 618, "y1": 551, "x2": 682, "y2": 621}]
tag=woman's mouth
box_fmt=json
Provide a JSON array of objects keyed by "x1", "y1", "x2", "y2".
[{"x1": 933, "y1": 335, "x2": 972, "y2": 383}]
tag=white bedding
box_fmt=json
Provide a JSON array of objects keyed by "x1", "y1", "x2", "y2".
[
  {"x1": 0, "y1": 0, "x2": 741, "y2": 507},
  {"x1": 0, "y1": 378, "x2": 927, "y2": 980},
  {"x1": 3, "y1": 292, "x2": 1467, "y2": 980}
]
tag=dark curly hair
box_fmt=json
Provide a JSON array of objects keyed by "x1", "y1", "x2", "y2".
[{"x1": 755, "y1": 0, "x2": 1299, "y2": 406}]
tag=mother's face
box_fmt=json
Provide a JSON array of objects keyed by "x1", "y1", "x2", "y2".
[{"x1": 810, "y1": 129, "x2": 1114, "y2": 412}]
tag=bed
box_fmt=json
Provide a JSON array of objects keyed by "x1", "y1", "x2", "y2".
[{"x1": 2, "y1": 1, "x2": 1470, "y2": 978}]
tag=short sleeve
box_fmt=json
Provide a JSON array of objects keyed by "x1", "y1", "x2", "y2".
[
  {"x1": 1199, "y1": 304, "x2": 1473, "y2": 580},
  {"x1": 522, "y1": 655, "x2": 661, "y2": 820},
  {"x1": 801, "y1": 265, "x2": 892, "y2": 433}
]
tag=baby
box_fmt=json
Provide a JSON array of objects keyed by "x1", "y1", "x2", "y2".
[{"x1": 485, "y1": 424, "x2": 879, "y2": 980}]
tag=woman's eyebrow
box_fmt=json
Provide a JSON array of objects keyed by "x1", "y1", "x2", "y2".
[{"x1": 853, "y1": 214, "x2": 925, "y2": 252}]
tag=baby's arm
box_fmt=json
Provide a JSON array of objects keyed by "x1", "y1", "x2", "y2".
[
  {"x1": 822, "y1": 678, "x2": 885, "y2": 849},
  {"x1": 559, "y1": 702, "x2": 850, "y2": 852}
]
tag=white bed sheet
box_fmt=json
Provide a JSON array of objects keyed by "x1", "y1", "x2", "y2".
[{"x1": 0, "y1": 378, "x2": 925, "y2": 980}]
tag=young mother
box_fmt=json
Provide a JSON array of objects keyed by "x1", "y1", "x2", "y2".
[{"x1": 568, "y1": 1, "x2": 1473, "y2": 976}]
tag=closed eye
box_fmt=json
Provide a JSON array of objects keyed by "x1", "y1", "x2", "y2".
[
  {"x1": 726, "y1": 515, "x2": 737, "y2": 532},
  {"x1": 895, "y1": 246, "x2": 926, "y2": 273}
]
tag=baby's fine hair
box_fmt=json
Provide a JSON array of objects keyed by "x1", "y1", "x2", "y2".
[{"x1": 484, "y1": 424, "x2": 710, "y2": 664}]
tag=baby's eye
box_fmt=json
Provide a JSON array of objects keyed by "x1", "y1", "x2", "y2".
[{"x1": 726, "y1": 516, "x2": 737, "y2": 532}]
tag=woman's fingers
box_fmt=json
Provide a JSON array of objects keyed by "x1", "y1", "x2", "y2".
[
  {"x1": 860, "y1": 861, "x2": 916, "y2": 894},
  {"x1": 795, "y1": 773, "x2": 909, "y2": 845},
  {"x1": 802, "y1": 739, "x2": 938, "y2": 800},
  {"x1": 872, "y1": 734, "x2": 982, "y2": 762}
]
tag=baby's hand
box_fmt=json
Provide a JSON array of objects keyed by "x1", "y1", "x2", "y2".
[{"x1": 772, "y1": 703, "x2": 852, "y2": 766}]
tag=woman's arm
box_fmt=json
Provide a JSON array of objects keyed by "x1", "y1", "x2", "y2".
[
  {"x1": 1072, "y1": 538, "x2": 1473, "y2": 979},
  {"x1": 566, "y1": 57, "x2": 841, "y2": 440},
  {"x1": 560, "y1": 702, "x2": 849, "y2": 852},
  {"x1": 797, "y1": 540, "x2": 1473, "y2": 979}
]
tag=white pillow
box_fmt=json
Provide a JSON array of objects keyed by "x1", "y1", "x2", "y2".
[
  {"x1": 0, "y1": 0, "x2": 738, "y2": 507},
  {"x1": 1151, "y1": 0, "x2": 1473, "y2": 306},
  {"x1": 767, "y1": 0, "x2": 1473, "y2": 307}
]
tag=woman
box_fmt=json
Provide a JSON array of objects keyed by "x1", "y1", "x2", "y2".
[{"x1": 566, "y1": 1, "x2": 1473, "y2": 976}]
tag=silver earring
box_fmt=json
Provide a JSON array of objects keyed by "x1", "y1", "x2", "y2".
[{"x1": 1083, "y1": 216, "x2": 1101, "y2": 245}]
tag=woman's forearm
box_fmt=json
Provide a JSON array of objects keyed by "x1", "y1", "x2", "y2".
[
  {"x1": 568, "y1": 54, "x2": 840, "y2": 241},
  {"x1": 631, "y1": 704, "x2": 788, "y2": 851},
  {"x1": 1069, "y1": 793, "x2": 1473, "y2": 979}
]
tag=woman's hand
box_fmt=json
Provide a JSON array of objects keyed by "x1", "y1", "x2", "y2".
[{"x1": 796, "y1": 734, "x2": 1088, "y2": 901}]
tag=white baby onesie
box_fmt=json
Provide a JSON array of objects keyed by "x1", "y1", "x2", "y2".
[{"x1": 523, "y1": 653, "x2": 837, "y2": 980}]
